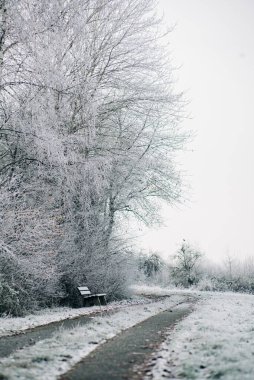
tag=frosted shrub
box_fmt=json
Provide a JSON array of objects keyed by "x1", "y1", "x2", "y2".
[
  {"x1": 196, "y1": 276, "x2": 217, "y2": 291},
  {"x1": 0, "y1": 278, "x2": 22, "y2": 316},
  {"x1": 0, "y1": 246, "x2": 30, "y2": 316},
  {"x1": 171, "y1": 241, "x2": 203, "y2": 287},
  {"x1": 59, "y1": 240, "x2": 135, "y2": 307},
  {"x1": 0, "y1": 244, "x2": 60, "y2": 316},
  {"x1": 195, "y1": 275, "x2": 254, "y2": 294},
  {"x1": 216, "y1": 277, "x2": 254, "y2": 294}
]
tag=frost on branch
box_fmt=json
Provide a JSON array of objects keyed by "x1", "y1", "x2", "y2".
[{"x1": 0, "y1": 0, "x2": 187, "y2": 314}]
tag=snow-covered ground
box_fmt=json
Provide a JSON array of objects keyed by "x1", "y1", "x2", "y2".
[
  {"x1": 147, "y1": 291, "x2": 254, "y2": 380},
  {"x1": 2, "y1": 285, "x2": 253, "y2": 380},
  {"x1": 130, "y1": 284, "x2": 187, "y2": 297},
  {"x1": 0, "y1": 285, "x2": 195, "y2": 338},
  {"x1": 0, "y1": 297, "x2": 149, "y2": 337},
  {"x1": 0, "y1": 294, "x2": 190, "y2": 380}
]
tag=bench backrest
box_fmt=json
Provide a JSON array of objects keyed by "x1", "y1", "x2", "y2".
[{"x1": 77, "y1": 286, "x2": 91, "y2": 296}]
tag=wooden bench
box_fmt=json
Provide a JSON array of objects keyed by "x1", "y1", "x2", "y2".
[{"x1": 77, "y1": 286, "x2": 107, "y2": 307}]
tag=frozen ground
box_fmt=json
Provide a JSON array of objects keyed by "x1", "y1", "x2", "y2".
[
  {"x1": 2, "y1": 286, "x2": 253, "y2": 380},
  {"x1": 0, "y1": 285, "x2": 194, "y2": 339},
  {"x1": 146, "y1": 291, "x2": 254, "y2": 380},
  {"x1": 0, "y1": 297, "x2": 149, "y2": 337},
  {"x1": 130, "y1": 284, "x2": 187, "y2": 297},
  {"x1": 0, "y1": 294, "x2": 190, "y2": 380}
]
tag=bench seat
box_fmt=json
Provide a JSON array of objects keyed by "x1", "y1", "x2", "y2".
[{"x1": 77, "y1": 286, "x2": 107, "y2": 307}]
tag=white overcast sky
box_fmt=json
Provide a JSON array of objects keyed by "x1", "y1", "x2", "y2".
[{"x1": 138, "y1": 0, "x2": 254, "y2": 263}]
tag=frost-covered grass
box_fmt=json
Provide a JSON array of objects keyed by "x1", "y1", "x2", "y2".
[
  {"x1": 1, "y1": 286, "x2": 181, "y2": 338},
  {"x1": 131, "y1": 284, "x2": 182, "y2": 296},
  {"x1": 4, "y1": 285, "x2": 252, "y2": 380},
  {"x1": 0, "y1": 297, "x2": 148, "y2": 337},
  {"x1": 0, "y1": 295, "x2": 189, "y2": 380},
  {"x1": 148, "y1": 292, "x2": 254, "y2": 380}
]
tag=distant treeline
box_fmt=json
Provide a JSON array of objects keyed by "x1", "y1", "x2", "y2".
[{"x1": 138, "y1": 241, "x2": 254, "y2": 294}]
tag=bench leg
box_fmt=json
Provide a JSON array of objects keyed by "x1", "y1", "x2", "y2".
[{"x1": 99, "y1": 295, "x2": 107, "y2": 306}]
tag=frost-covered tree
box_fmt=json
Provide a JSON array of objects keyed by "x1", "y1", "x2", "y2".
[
  {"x1": 171, "y1": 240, "x2": 203, "y2": 287},
  {"x1": 139, "y1": 253, "x2": 164, "y2": 278},
  {"x1": 0, "y1": 0, "x2": 188, "y2": 313}
]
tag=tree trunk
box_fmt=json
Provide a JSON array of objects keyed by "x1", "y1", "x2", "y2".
[
  {"x1": 104, "y1": 194, "x2": 115, "y2": 249},
  {"x1": 0, "y1": 0, "x2": 6, "y2": 70}
]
